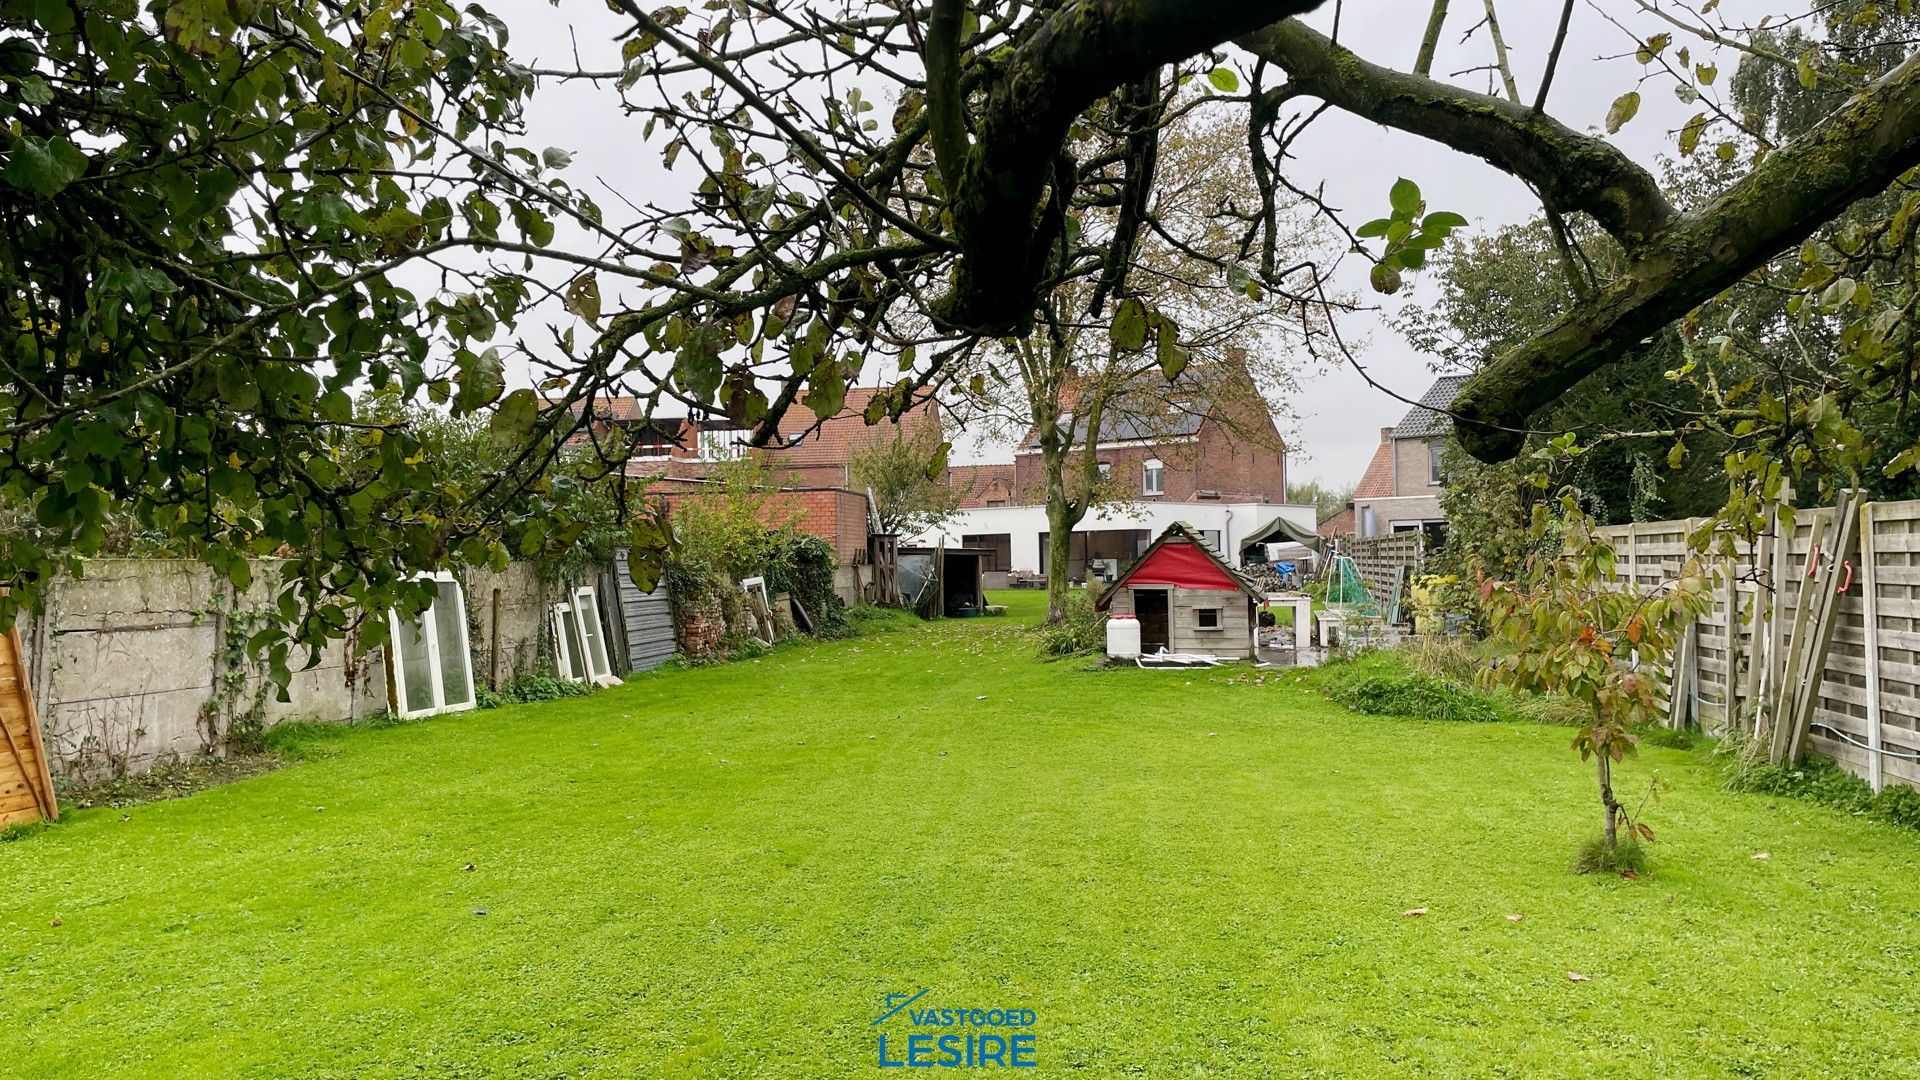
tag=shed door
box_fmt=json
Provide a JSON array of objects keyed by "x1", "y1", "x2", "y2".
[{"x1": 1135, "y1": 588, "x2": 1170, "y2": 653}]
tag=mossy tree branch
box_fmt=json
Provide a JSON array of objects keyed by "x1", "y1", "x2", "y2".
[
  {"x1": 1452, "y1": 50, "x2": 1920, "y2": 460},
  {"x1": 1238, "y1": 20, "x2": 1678, "y2": 251},
  {"x1": 933, "y1": 0, "x2": 1326, "y2": 335}
]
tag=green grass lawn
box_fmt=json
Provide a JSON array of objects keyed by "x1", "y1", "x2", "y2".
[{"x1": 4, "y1": 593, "x2": 1920, "y2": 1078}]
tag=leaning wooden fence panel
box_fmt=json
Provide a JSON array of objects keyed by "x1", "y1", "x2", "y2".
[{"x1": 0, "y1": 620, "x2": 58, "y2": 827}]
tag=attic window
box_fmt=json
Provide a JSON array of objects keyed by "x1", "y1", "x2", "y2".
[{"x1": 1195, "y1": 607, "x2": 1222, "y2": 630}]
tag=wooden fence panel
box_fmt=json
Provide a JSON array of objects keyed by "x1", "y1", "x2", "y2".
[
  {"x1": 1344, "y1": 533, "x2": 1426, "y2": 616},
  {"x1": 1605, "y1": 498, "x2": 1920, "y2": 792},
  {"x1": 0, "y1": 623, "x2": 57, "y2": 828}
]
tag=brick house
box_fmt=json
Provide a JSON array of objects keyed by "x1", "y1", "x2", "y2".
[
  {"x1": 949, "y1": 463, "x2": 1017, "y2": 509},
  {"x1": 568, "y1": 388, "x2": 940, "y2": 487},
  {"x1": 568, "y1": 389, "x2": 939, "y2": 603},
  {"x1": 912, "y1": 363, "x2": 1314, "y2": 583},
  {"x1": 1330, "y1": 374, "x2": 1464, "y2": 543}
]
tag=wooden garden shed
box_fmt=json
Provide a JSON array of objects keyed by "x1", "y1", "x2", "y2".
[
  {"x1": 1095, "y1": 523, "x2": 1262, "y2": 659},
  {"x1": 1, "y1": 618, "x2": 57, "y2": 828}
]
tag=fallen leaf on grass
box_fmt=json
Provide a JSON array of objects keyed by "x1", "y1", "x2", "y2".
[
  {"x1": 1567, "y1": 972, "x2": 1590, "y2": 982},
  {"x1": 1751, "y1": 851, "x2": 1771, "y2": 860},
  {"x1": 49, "y1": 918, "x2": 61, "y2": 928},
  {"x1": 1505, "y1": 914, "x2": 1525, "y2": 923},
  {"x1": 1402, "y1": 907, "x2": 1428, "y2": 917},
  {"x1": 1621, "y1": 869, "x2": 1640, "y2": 881},
  {"x1": 461, "y1": 863, "x2": 476, "y2": 872}
]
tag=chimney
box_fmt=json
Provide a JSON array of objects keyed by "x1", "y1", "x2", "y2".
[{"x1": 1380, "y1": 426, "x2": 1395, "y2": 443}]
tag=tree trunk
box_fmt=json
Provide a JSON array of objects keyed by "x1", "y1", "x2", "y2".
[
  {"x1": 1041, "y1": 444, "x2": 1089, "y2": 624},
  {"x1": 1046, "y1": 518, "x2": 1076, "y2": 624},
  {"x1": 1597, "y1": 753, "x2": 1619, "y2": 852}
]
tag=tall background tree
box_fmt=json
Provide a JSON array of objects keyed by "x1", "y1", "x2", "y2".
[
  {"x1": 947, "y1": 108, "x2": 1335, "y2": 621},
  {"x1": 848, "y1": 424, "x2": 962, "y2": 538}
]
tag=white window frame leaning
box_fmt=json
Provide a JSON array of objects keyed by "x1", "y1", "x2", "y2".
[
  {"x1": 551, "y1": 585, "x2": 613, "y2": 684},
  {"x1": 1143, "y1": 458, "x2": 1165, "y2": 496},
  {"x1": 388, "y1": 572, "x2": 477, "y2": 720}
]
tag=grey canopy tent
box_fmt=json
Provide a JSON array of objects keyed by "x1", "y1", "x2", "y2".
[{"x1": 1236, "y1": 515, "x2": 1323, "y2": 563}]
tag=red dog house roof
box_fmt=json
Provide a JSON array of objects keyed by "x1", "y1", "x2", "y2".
[{"x1": 1095, "y1": 523, "x2": 1261, "y2": 611}]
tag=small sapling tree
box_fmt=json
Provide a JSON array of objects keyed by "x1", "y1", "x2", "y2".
[{"x1": 1476, "y1": 497, "x2": 1715, "y2": 872}]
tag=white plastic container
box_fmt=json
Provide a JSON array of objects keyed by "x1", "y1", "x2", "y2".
[{"x1": 1106, "y1": 613, "x2": 1141, "y2": 659}]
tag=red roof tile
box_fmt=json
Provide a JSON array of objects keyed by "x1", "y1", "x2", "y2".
[
  {"x1": 1352, "y1": 437, "x2": 1395, "y2": 500},
  {"x1": 948, "y1": 463, "x2": 1017, "y2": 508},
  {"x1": 772, "y1": 387, "x2": 940, "y2": 467}
]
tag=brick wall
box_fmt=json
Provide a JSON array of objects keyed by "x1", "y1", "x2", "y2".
[
  {"x1": 1009, "y1": 426, "x2": 1285, "y2": 505},
  {"x1": 1392, "y1": 436, "x2": 1443, "y2": 498},
  {"x1": 653, "y1": 485, "x2": 872, "y2": 568}
]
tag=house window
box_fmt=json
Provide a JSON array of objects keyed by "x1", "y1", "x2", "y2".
[
  {"x1": 1143, "y1": 458, "x2": 1164, "y2": 496},
  {"x1": 1195, "y1": 607, "x2": 1222, "y2": 630},
  {"x1": 1098, "y1": 461, "x2": 1112, "y2": 477},
  {"x1": 1201, "y1": 529, "x2": 1222, "y2": 552},
  {"x1": 388, "y1": 573, "x2": 477, "y2": 719},
  {"x1": 552, "y1": 586, "x2": 613, "y2": 683},
  {"x1": 1428, "y1": 441, "x2": 1444, "y2": 485},
  {"x1": 632, "y1": 436, "x2": 673, "y2": 461}
]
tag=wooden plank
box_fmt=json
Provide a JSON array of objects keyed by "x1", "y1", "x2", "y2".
[
  {"x1": 0, "y1": 614, "x2": 55, "y2": 824},
  {"x1": 1860, "y1": 500, "x2": 1886, "y2": 794},
  {"x1": 1784, "y1": 492, "x2": 1863, "y2": 764},
  {"x1": 1766, "y1": 505, "x2": 1830, "y2": 759}
]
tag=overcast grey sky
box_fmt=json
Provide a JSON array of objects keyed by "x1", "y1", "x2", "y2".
[{"x1": 491, "y1": 1, "x2": 1771, "y2": 490}]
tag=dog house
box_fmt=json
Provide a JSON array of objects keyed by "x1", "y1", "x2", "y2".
[{"x1": 1095, "y1": 523, "x2": 1262, "y2": 659}]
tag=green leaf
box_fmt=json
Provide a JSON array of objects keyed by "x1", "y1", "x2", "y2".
[
  {"x1": 1421, "y1": 211, "x2": 1468, "y2": 231},
  {"x1": 1389, "y1": 177, "x2": 1421, "y2": 216},
  {"x1": 1156, "y1": 332, "x2": 1188, "y2": 382},
  {"x1": 490, "y1": 388, "x2": 540, "y2": 442},
  {"x1": 1207, "y1": 66, "x2": 1239, "y2": 93},
  {"x1": 1355, "y1": 218, "x2": 1392, "y2": 239},
  {"x1": 2, "y1": 136, "x2": 89, "y2": 197},
  {"x1": 1110, "y1": 297, "x2": 1149, "y2": 352},
  {"x1": 456, "y1": 347, "x2": 506, "y2": 413},
  {"x1": 564, "y1": 272, "x2": 602, "y2": 327},
  {"x1": 35, "y1": 0, "x2": 75, "y2": 33},
  {"x1": 1605, "y1": 91, "x2": 1641, "y2": 134},
  {"x1": 542, "y1": 147, "x2": 572, "y2": 169},
  {"x1": 1819, "y1": 275, "x2": 1856, "y2": 312},
  {"x1": 1678, "y1": 112, "x2": 1708, "y2": 156}
]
